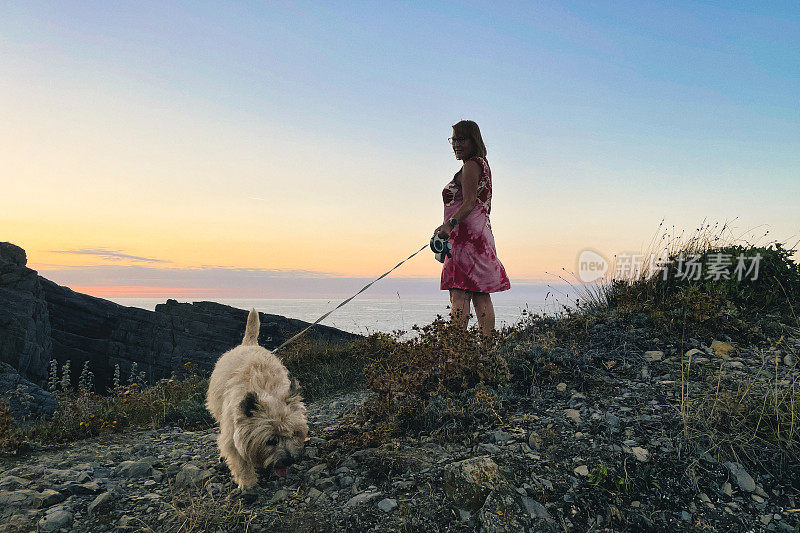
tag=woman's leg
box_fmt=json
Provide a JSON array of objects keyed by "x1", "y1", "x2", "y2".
[
  {"x1": 449, "y1": 289, "x2": 472, "y2": 329},
  {"x1": 471, "y1": 292, "x2": 495, "y2": 336}
]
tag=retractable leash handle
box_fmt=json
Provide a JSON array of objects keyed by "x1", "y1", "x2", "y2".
[{"x1": 430, "y1": 233, "x2": 452, "y2": 263}]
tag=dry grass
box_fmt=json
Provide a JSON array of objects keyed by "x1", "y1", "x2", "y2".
[
  {"x1": 679, "y1": 333, "x2": 800, "y2": 478},
  {"x1": 165, "y1": 484, "x2": 257, "y2": 533}
]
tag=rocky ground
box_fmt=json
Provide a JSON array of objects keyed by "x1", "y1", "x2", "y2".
[{"x1": 1, "y1": 338, "x2": 799, "y2": 532}]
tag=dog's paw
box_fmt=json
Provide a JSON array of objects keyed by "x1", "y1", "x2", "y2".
[{"x1": 235, "y1": 487, "x2": 259, "y2": 503}]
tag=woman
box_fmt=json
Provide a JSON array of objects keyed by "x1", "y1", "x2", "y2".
[{"x1": 434, "y1": 120, "x2": 511, "y2": 336}]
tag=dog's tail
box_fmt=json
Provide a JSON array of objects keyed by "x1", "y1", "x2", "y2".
[{"x1": 242, "y1": 308, "x2": 260, "y2": 346}]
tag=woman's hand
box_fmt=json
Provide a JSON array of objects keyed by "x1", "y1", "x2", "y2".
[{"x1": 434, "y1": 223, "x2": 451, "y2": 239}]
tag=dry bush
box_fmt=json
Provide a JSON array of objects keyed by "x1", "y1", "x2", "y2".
[
  {"x1": 0, "y1": 399, "x2": 23, "y2": 454},
  {"x1": 361, "y1": 316, "x2": 510, "y2": 440},
  {"x1": 26, "y1": 366, "x2": 212, "y2": 446}
]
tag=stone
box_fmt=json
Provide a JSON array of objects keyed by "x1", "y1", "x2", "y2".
[
  {"x1": 724, "y1": 462, "x2": 756, "y2": 493},
  {"x1": 711, "y1": 340, "x2": 736, "y2": 357},
  {"x1": 603, "y1": 412, "x2": 620, "y2": 432},
  {"x1": 556, "y1": 383, "x2": 567, "y2": 392},
  {"x1": 59, "y1": 481, "x2": 101, "y2": 495},
  {"x1": 0, "y1": 489, "x2": 36, "y2": 508},
  {"x1": 643, "y1": 350, "x2": 664, "y2": 362},
  {"x1": 37, "y1": 510, "x2": 73, "y2": 532},
  {"x1": 268, "y1": 489, "x2": 287, "y2": 504},
  {"x1": 306, "y1": 464, "x2": 327, "y2": 476},
  {"x1": 0, "y1": 363, "x2": 57, "y2": 425},
  {"x1": 443, "y1": 456, "x2": 504, "y2": 511},
  {"x1": 490, "y1": 430, "x2": 513, "y2": 443},
  {"x1": 574, "y1": 465, "x2": 589, "y2": 477},
  {"x1": 631, "y1": 447, "x2": 649, "y2": 462},
  {"x1": 685, "y1": 348, "x2": 704, "y2": 361},
  {"x1": 346, "y1": 490, "x2": 382, "y2": 507},
  {"x1": 721, "y1": 482, "x2": 733, "y2": 497},
  {"x1": 521, "y1": 497, "x2": 552, "y2": 521},
  {"x1": 114, "y1": 460, "x2": 153, "y2": 479},
  {"x1": 0, "y1": 476, "x2": 29, "y2": 491},
  {"x1": 34, "y1": 489, "x2": 65, "y2": 508},
  {"x1": 88, "y1": 491, "x2": 115, "y2": 515},
  {"x1": 0, "y1": 243, "x2": 51, "y2": 387},
  {"x1": 175, "y1": 464, "x2": 212, "y2": 488},
  {"x1": 564, "y1": 409, "x2": 581, "y2": 424},
  {"x1": 378, "y1": 498, "x2": 398, "y2": 512},
  {"x1": 316, "y1": 476, "x2": 336, "y2": 490}
]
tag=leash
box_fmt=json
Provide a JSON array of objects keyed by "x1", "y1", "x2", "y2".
[{"x1": 272, "y1": 242, "x2": 430, "y2": 353}]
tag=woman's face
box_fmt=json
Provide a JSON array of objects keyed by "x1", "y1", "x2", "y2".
[{"x1": 450, "y1": 133, "x2": 473, "y2": 160}]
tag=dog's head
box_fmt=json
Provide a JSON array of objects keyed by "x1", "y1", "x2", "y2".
[{"x1": 234, "y1": 383, "x2": 308, "y2": 478}]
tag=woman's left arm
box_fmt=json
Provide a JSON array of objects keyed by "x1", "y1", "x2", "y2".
[{"x1": 435, "y1": 160, "x2": 480, "y2": 238}]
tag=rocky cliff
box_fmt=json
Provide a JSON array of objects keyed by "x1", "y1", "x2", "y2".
[{"x1": 0, "y1": 242, "x2": 359, "y2": 392}]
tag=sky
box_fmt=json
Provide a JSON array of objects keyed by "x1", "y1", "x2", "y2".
[{"x1": 2, "y1": 1, "x2": 798, "y2": 298}]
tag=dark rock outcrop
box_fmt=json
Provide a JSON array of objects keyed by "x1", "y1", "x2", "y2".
[
  {"x1": 0, "y1": 243, "x2": 52, "y2": 384},
  {"x1": 0, "y1": 362, "x2": 57, "y2": 424},
  {"x1": 0, "y1": 243, "x2": 359, "y2": 392}
]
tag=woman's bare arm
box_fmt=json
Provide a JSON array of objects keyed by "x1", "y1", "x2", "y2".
[{"x1": 435, "y1": 160, "x2": 480, "y2": 237}]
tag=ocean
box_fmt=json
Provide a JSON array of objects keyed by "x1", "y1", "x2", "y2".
[{"x1": 107, "y1": 283, "x2": 580, "y2": 337}]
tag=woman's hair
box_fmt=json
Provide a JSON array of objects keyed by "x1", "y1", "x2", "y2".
[{"x1": 452, "y1": 120, "x2": 487, "y2": 158}]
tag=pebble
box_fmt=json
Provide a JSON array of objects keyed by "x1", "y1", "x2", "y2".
[
  {"x1": 630, "y1": 447, "x2": 649, "y2": 462},
  {"x1": 721, "y1": 482, "x2": 733, "y2": 497},
  {"x1": 378, "y1": 498, "x2": 398, "y2": 512},
  {"x1": 724, "y1": 462, "x2": 756, "y2": 493},
  {"x1": 88, "y1": 491, "x2": 115, "y2": 515},
  {"x1": 35, "y1": 489, "x2": 66, "y2": 508},
  {"x1": 346, "y1": 490, "x2": 382, "y2": 507},
  {"x1": 643, "y1": 351, "x2": 664, "y2": 362},
  {"x1": 37, "y1": 509, "x2": 73, "y2": 532},
  {"x1": 114, "y1": 460, "x2": 153, "y2": 479},
  {"x1": 574, "y1": 465, "x2": 589, "y2": 477}
]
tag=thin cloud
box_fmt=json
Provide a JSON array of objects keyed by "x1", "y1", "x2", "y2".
[{"x1": 50, "y1": 248, "x2": 172, "y2": 264}]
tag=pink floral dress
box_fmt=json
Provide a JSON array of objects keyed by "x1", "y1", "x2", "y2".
[{"x1": 441, "y1": 156, "x2": 511, "y2": 293}]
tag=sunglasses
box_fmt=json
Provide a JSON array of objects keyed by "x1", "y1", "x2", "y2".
[{"x1": 448, "y1": 136, "x2": 469, "y2": 145}]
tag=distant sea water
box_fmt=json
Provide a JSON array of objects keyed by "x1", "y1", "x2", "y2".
[{"x1": 108, "y1": 284, "x2": 580, "y2": 337}]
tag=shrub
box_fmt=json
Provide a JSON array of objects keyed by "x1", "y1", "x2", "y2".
[
  {"x1": 569, "y1": 222, "x2": 799, "y2": 342},
  {"x1": 361, "y1": 317, "x2": 510, "y2": 440}
]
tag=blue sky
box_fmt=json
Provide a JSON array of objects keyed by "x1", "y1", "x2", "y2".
[{"x1": 2, "y1": 1, "x2": 798, "y2": 297}]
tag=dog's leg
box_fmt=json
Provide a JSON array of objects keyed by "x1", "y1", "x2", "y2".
[{"x1": 218, "y1": 430, "x2": 256, "y2": 489}]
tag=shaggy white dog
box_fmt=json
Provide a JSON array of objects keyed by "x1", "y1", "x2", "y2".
[{"x1": 206, "y1": 309, "x2": 308, "y2": 489}]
